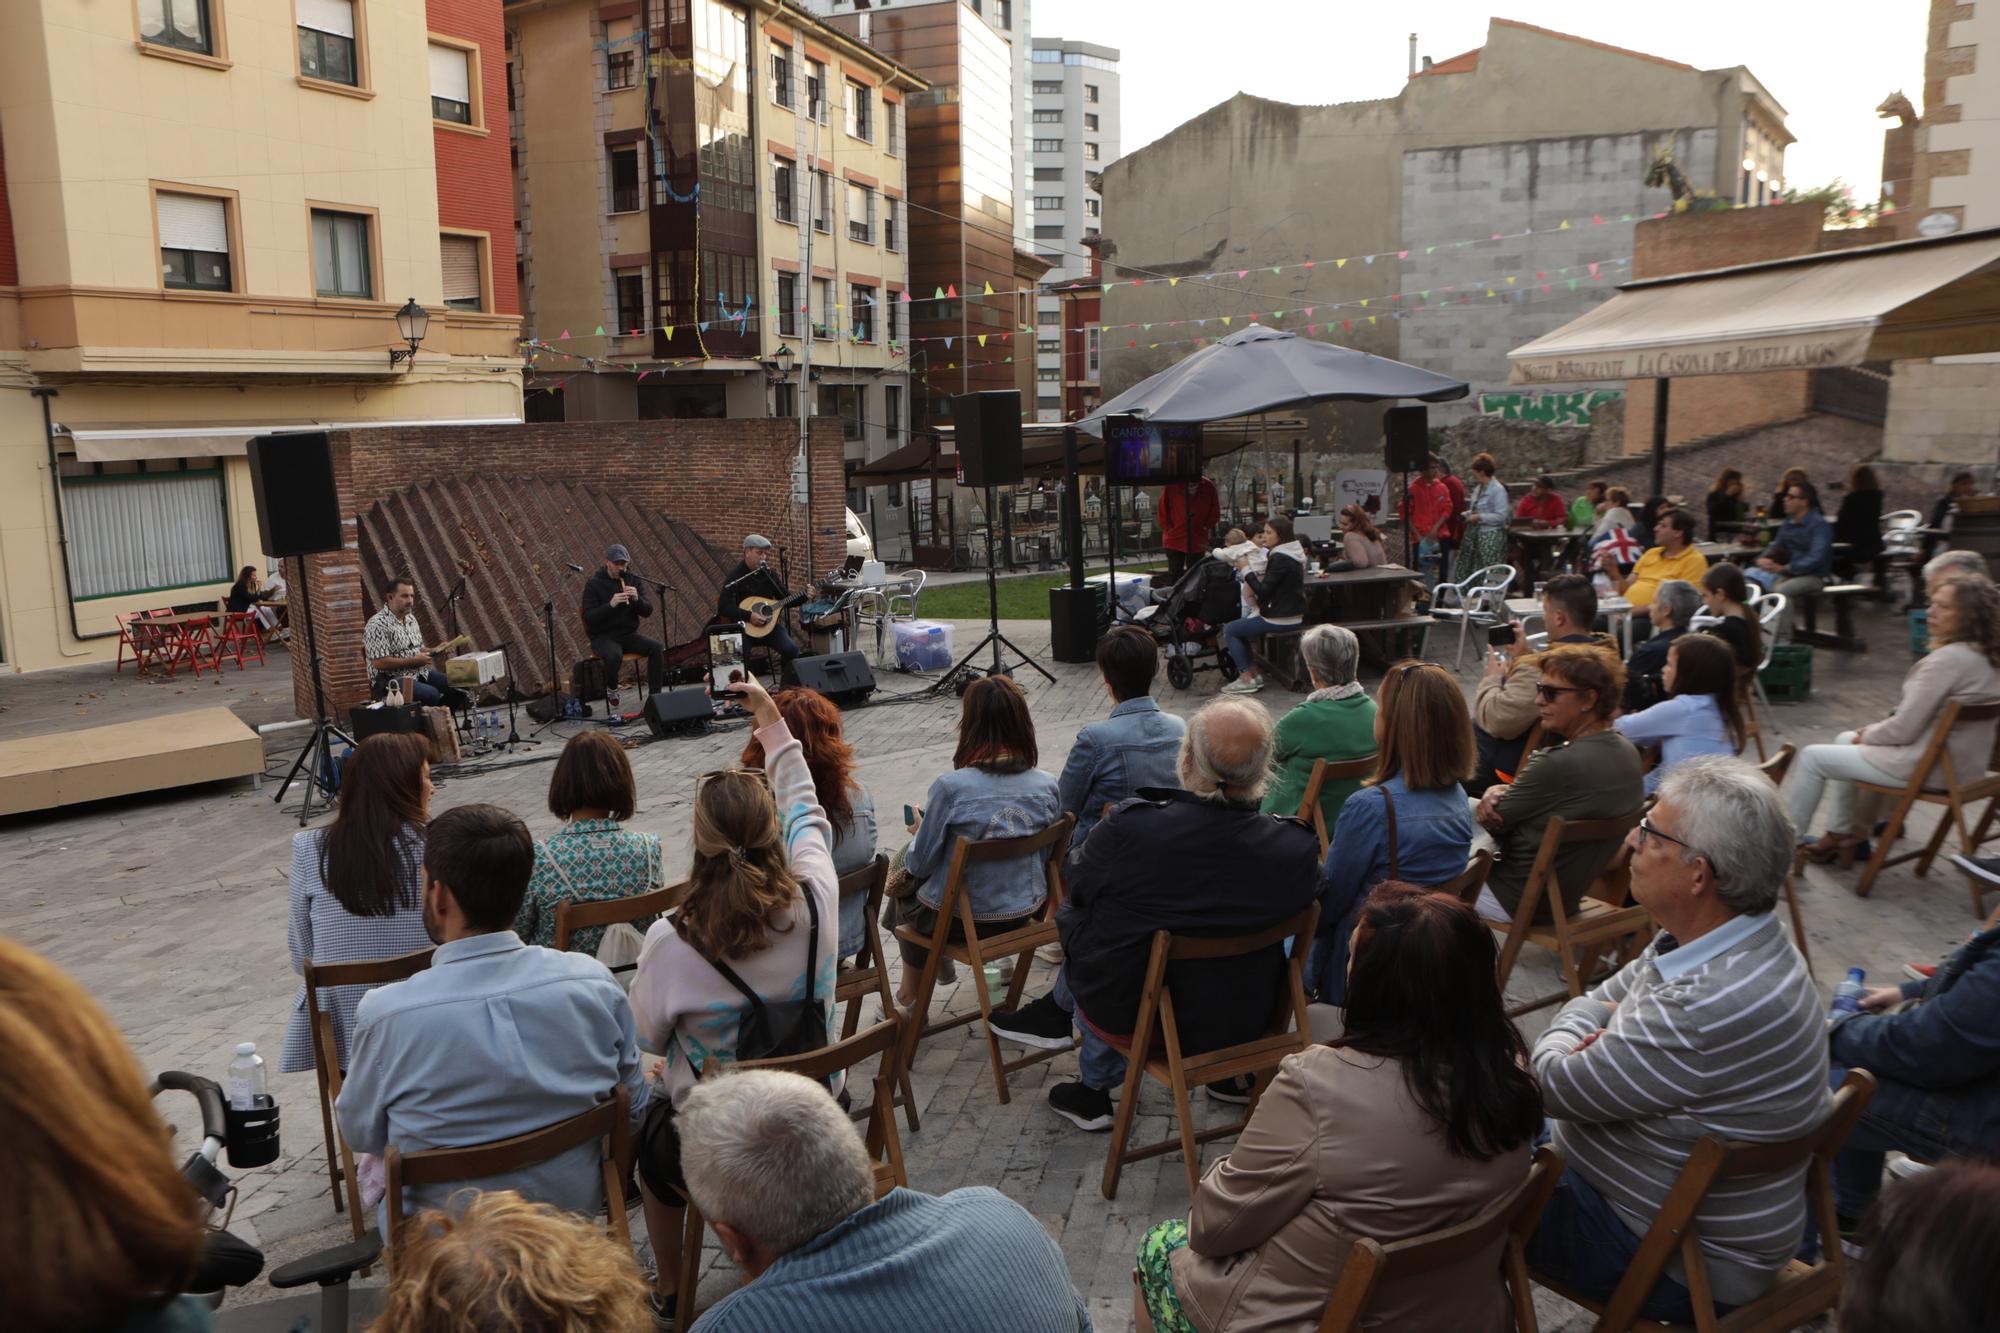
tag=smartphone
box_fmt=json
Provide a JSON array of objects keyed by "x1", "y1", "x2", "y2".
[
  {"x1": 903, "y1": 803, "x2": 917, "y2": 827},
  {"x1": 1488, "y1": 622, "x2": 1517, "y2": 648},
  {"x1": 708, "y1": 631, "x2": 745, "y2": 694}
]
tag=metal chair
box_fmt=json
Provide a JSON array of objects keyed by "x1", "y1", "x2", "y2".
[
  {"x1": 1426, "y1": 563, "x2": 1517, "y2": 671},
  {"x1": 1752, "y1": 594, "x2": 1787, "y2": 708},
  {"x1": 885, "y1": 567, "x2": 927, "y2": 623}
]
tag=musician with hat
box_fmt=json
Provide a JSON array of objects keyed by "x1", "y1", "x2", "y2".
[
  {"x1": 716, "y1": 534, "x2": 801, "y2": 662},
  {"x1": 583, "y1": 544, "x2": 666, "y2": 693}
]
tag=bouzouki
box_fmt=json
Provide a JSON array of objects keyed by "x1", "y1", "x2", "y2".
[
  {"x1": 425, "y1": 633, "x2": 472, "y2": 657},
  {"x1": 737, "y1": 591, "x2": 812, "y2": 638}
]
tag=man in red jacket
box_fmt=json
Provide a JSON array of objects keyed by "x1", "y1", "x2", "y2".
[
  {"x1": 1405, "y1": 462, "x2": 1453, "y2": 585},
  {"x1": 1514, "y1": 475, "x2": 1569, "y2": 527},
  {"x1": 1157, "y1": 476, "x2": 1220, "y2": 581},
  {"x1": 1436, "y1": 455, "x2": 1468, "y2": 581}
]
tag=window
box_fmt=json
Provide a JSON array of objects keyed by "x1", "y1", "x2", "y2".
[
  {"x1": 1038, "y1": 395, "x2": 1062, "y2": 410},
  {"x1": 772, "y1": 157, "x2": 796, "y2": 224},
  {"x1": 812, "y1": 170, "x2": 832, "y2": 233},
  {"x1": 1033, "y1": 138, "x2": 1063, "y2": 153},
  {"x1": 1033, "y1": 109, "x2": 1063, "y2": 124},
  {"x1": 806, "y1": 57, "x2": 827, "y2": 123},
  {"x1": 884, "y1": 100, "x2": 900, "y2": 156},
  {"x1": 440, "y1": 234, "x2": 483, "y2": 310},
  {"x1": 1086, "y1": 83, "x2": 1100, "y2": 103},
  {"x1": 1086, "y1": 325, "x2": 1101, "y2": 377},
  {"x1": 774, "y1": 381, "x2": 797, "y2": 420},
  {"x1": 851, "y1": 284, "x2": 876, "y2": 342},
  {"x1": 769, "y1": 40, "x2": 793, "y2": 108},
  {"x1": 885, "y1": 384, "x2": 902, "y2": 439},
  {"x1": 429, "y1": 43, "x2": 472, "y2": 123},
  {"x1": 1085, "y1": 113, "x2": 1099, "y2": 131},
  {"x1": 1034, "y1": 166, "x2": 1064, "y2": 181},
  {"x1": 811, "y1": 275, "x2": 833, "y2": 338},
  {"x1": 883, "y1": 197, "x2": 901, "y2": 251},
  {"x1": 607, "y1": 47, "x2": 635, "y2": 90},
  {"x1": 845, "y1": 80, "x2": 873, "y2": 141},
  {"x1": 995, "y1": 0, "x2": 1012, "y2": 29},
  {"x1": 1085, "y1": 197, "x2": 1100, "y2": 217},
  {"x1": 139, "y1": 0, "x2": 212, "y2": 55},
  {"x1": 64, "y1": 465, "x2": 231, "y2": 601},
  {"x1": 1034, "y1": 195, "x2": 1063, "y2": 210},
  {"x1": 1038, "y1": 338, "x2": 1059, "y2": 355},
  {"x1": 886, "y1": 290, "x2": 902, "y2": 343},
  {"x1": 1084, "y1": 142, "x2": 1100, "y2": 161},
  {"x1": 776, "y1": 271, "x2": 800, "y2": 337},
  {"x1": 1033, "y1": 224, "x2": 1064, "y2": 240},
  {"x1": 1037, "y1": 309, "x2": 1060, "y2": 326},
  {"x1": 1031, "y1": 47, "x2": 1061, "y2": 62},
  {"x1": 1017, "y1": 290, "x2": 1032, "y2": 327},
  {"x1": 610, "y1": 146, "x2": 641, "y2": 213},
  {"x1": 847, "y1": 183, "x2": 875, "y2": 243},
  {"x1": 615, "y1": 270, "x2": 645, "y2": 334},
  {"x1": 1035, "y1": 252, "x2": 1063, "y2": 266},
  {"x1": 310, "y1": 209, "x2": 372, "y2": 298},
  {"x1": 1038, "y1": 367, "x2": 1061, "y2": 382},
  {"x1": 818, "y1": 385, "x2": 862, "y2": 440},
  {"x1": 1033, "y1": 79, "x2": 1062, "y2": 95},
  {"x1": 297, "y1": 0, "x2": 359, "y2": 86},
  {"x1": 157, "y1": 192, "x2": 231, "y2": 291}
]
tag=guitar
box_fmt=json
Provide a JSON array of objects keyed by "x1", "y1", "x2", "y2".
[{"x1": 737, "y1": 591, "x2": 812, "y2": 638}]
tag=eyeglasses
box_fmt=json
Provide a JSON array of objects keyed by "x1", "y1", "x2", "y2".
[
  {"x1": 1636, "y1": 818, "x2": 1703, "y2": 860},
  {"x1": 1533, "y1": 683, "x2": 1582, "y2": 702}
]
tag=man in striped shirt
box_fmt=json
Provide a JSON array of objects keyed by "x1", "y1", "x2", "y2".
[{"x1": 1528, "y1": 756, "x2": 1832, "y2": 1322}]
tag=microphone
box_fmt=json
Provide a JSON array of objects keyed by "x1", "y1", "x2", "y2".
[{"x1": 566, "y1": 563, "x2": 584, "y2": 573}]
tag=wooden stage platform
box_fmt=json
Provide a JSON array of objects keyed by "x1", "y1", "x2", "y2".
[{"x1": 0, "y1": 707, "x2": 264, "y2": 816}]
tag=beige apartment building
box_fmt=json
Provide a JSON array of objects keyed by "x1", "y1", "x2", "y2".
[
  {"x1": 508, "y1": 0, "x2": 922, "y2": 517},
  {"x1": 0, "y1": 0, "x2": 523, "y2": 675}
]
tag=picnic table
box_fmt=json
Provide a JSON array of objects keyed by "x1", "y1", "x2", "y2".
[{"x1": 1255, "y1": 564, "x2": 1434, "y2": 688}]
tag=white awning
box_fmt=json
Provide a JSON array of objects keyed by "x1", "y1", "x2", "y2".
[
  {"x1": 1509, "y1": 229, "x2": 2000, "y2": 385},
  {"x1": 57, "y1": 417, "x2": 525, "y2": 463}
]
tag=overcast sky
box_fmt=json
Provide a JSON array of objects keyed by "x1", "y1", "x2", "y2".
[{"x1": 1030, "y1": 0, "x2": 1927, "y2": 201}]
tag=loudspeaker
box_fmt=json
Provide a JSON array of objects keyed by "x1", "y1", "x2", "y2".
[
  {"x1": 1048, "y1": 585, "x2": 1101, "y2": 663},
  {"x1": 783, "y1": 650, "x2": 877, "y2": 703},
  {"x1": 953, "y1": 390, "x2": 1024, "y2": 488},
  {"x1": 247, "y1": 432, "x2": 343, "y2": 557},
  {"x1": 1382, "y1": 406, "x2": 1430, "y2": 473},
  {"x1": 347, "y1": 703, "x2": 426, "y2": 739},
  {"x1": 644, "y1": 687, "x2": 713, "y2": 736}
]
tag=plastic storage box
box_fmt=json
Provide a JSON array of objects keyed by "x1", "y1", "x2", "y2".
[
  {"x1": 894, "y1": 620, "x2": 955, "y2": 672},
  {"x1": 1759, "y1": 644, "x2": 1814, "y2": 702},
  {"x1": 1087, "y1": 571, "x2": 1154, "y2": 617}
]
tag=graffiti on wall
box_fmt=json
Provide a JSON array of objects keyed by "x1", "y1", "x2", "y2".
[{"x1": 1477, "y1": 389, "x2": 1623, "y2": 425}]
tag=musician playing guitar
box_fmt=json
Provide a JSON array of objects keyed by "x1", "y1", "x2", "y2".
[
  {"x1": 716, "y1": 533, "x2": 801, "y2": 662},
  {"x1": 364, "y1": 575, "x2": 472, "y2": 707},
  {"x1": 582, "y1": 543, "x2": 666, "y2": 693}
]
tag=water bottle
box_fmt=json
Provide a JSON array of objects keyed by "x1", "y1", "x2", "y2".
[
  {"x1": 226, "y1": 1041, "x2": 267, "y2": 1111},
  {"x1": 606, "y1": 681, "x2": 621, "y2": 716},
  {"x1": 1830, "y1": 967, "x2": 1867, "y2": 1018},
  {"x1": 486, "y1": 710, "x2": 499, "y2": 742}
]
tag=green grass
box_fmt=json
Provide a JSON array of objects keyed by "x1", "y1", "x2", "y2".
[{"x1": 917, "y1": 563, "x2": 1168, "y2": 620}]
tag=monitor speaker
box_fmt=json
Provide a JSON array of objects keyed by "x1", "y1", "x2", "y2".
[
  {"x1": 247, "y1": 432, "x2": 343, "y2": 557},
  {"x1": 1382, "y1": 406, "x2": 1430, "y2": 473},
  {"x1": 644, "y1": 687, "x2": 714, "y2": 736},
  {"x1": 783, "y1": 650, "x2": 877, "y2": 703},
  {"x1": 953, "y1": 390, "x2": 1024, "y2": 488},
  {"x1": 1048, "y1": 586, "x2": 1100, "y2": 663}
]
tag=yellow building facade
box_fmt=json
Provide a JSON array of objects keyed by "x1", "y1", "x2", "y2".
[{"x1": 0, "y1": 0, "x2": 523, "y2": 675}]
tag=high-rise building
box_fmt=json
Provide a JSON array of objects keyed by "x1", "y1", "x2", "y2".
[{"x1": 1028, "y1": 37, "x2": 1118, "y2": 422}]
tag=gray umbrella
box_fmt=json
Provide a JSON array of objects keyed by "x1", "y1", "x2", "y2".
[{"x1": 1075, "y1": 323, "x2": 1469, "y2": 434}]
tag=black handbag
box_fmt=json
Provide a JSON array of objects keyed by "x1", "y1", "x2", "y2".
[{"x1": 701, "y1": 886, "x2": 826, "y2": 1063}]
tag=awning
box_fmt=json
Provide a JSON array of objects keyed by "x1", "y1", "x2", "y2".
[
  {"x1": 848, "y1": 436, "x2": 950, "y2": 485},
  {"x1": 57, "y1": 416, "x2": 526, "y2": 463},
  {"x1": 848, "y1": 417, "x2": 1299, "y2": 487},
  {"x1": 1508, "y1": 228, "x2": 2000, "y2": 385}
]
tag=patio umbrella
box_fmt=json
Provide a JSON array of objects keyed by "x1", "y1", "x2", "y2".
[{"x1": 1075, "y1": 323, "x2": 1469, "y2": 434}]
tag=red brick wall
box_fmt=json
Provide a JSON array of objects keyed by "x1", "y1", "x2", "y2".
[
  {"x1": 287, "y1": 419, "x2": 845, "y2": 715},
  {"x1": 427, "y1": 0, "x2": 519, "y2": 314},
  {"x1": 0, "y1": 126, "x2": 17, "y2": 286}
]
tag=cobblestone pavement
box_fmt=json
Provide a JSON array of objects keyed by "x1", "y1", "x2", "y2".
[{"x1": 0, "y1": 597, "x2": 1973, "y2": 1329}]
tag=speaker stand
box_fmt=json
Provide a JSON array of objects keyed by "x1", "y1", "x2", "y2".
[
  {"x1": 272, "y1": 561, "x2": 353, "y2": 826},
  {"x1": 932, "y1": 484, "x2": 1052, "y2": 694}
]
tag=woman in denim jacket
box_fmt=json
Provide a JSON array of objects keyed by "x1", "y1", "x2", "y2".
[
  {"x1": 892, "y1": 674, "x2": 1062, "y2": 1004},
  {"x1": 1308, "y1": 661, "x2": 1476, "y2": 1002}
]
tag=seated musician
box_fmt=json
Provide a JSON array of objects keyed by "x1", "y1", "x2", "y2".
[
  {"x1": 582, "y1": 544, "x2": 665, "y2": 694},
  {"x1": 363, "y1": 575, "x2": 469, "y2": 708},
  {"x1": 716, "y1": 534, "x2": 800, "y2": 662}
]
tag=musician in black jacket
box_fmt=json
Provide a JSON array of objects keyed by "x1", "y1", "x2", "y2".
[
  {"x1": 582, "y1": 543, "x2": 665, "y2": 692},
  {"x1": 714, "y1": 533, "x2": 800, "y2": 660}
]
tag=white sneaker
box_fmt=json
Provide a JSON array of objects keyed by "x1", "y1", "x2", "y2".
[{"x1": 1221, "y1": 676, "x2": 1263, "y2": 694}]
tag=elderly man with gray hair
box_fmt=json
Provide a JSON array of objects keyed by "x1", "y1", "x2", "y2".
[
  {"x1": 677, "y1": 1069, "x2": 1092, "y2": 1331},
  {"x1": 990, "y1": 697, "x2": 1322, "y2": 1131},
  {"x1": 1527, "y1": 756, "x2": 1833, "y2": 1323}
]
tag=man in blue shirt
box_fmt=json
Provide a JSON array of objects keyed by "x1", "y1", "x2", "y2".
[
  {"x1": 1749, "y1": 478, "x2": 1834, "y2": 643},
  {"x1": 679, "y1": 1068, "x2": 1092, "y2": 1332},
  {"x1": 1056, "y1": 627, "x2": 1185, "y2": 848},
  {"x1": 336, "y1": 803, "x2": 649, "y2": 1225}
]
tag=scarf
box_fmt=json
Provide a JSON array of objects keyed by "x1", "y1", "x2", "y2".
[{"x1": 1307, "y1": 683, "x2": 1366, "y2": 703}]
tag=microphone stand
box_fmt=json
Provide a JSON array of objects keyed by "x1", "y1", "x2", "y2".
[
  {"x1": 494, "y1": 638, "x2": 532, "y2": 751},
  {"x1": 630, "y1": 571, "x2": 675, "y2": 697},
  {"x1": 533, "y1": 566, "x2": 581, "y2": 738},
  {"x1": 440, "y1": 571, "x2": 472, "y2": 744}
]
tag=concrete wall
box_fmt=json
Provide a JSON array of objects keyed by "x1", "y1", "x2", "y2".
[{"x1": 1883, "y1": 356, "x2": 2000, "y2": 463}]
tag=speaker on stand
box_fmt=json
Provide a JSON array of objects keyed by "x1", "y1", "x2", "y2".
[{"x1": 1383, "y1": 406, "x2": 1430, "y2": 574}]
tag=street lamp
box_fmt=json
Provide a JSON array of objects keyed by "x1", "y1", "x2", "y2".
[
  {"x1": 388, "y1": 297, "x2": 430, "y2": 369},
  {"x1": 771, "y1": 343, "x2": 795, "y2": 379}
]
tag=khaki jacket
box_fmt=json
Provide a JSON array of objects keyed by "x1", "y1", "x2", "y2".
[
  {"x1": 1472, "y1": 632, "x2": 1614, "y2": 742},
  {"x1": 1855, "y1": 641, "x2": 2000, "y2": 787},
  {"x1": 1170, "y1": 1046, "x2": 1531, "y2": 1332}
]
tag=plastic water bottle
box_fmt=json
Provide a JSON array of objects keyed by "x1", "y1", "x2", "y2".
[
  {"x1": 226, "y1": 1042, "x2": 267, "y2": 1111},
  {"x1": 1830, "y1": 967, "x2": 1867, "y2": 1018},
  {"x1": 606, "y1": 681, "x2": 621, "y2": 717},
  {"x1": 485, "y1": 710, "x2": 499, "y2": 742}
]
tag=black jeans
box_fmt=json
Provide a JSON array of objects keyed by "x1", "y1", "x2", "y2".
[{"x1": 591, "y1": 632, "x2": 664, "y2": 693}]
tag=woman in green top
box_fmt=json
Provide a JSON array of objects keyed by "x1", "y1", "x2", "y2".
[
  {"x1": 514, "y1": 730, "x2": 664, "y2": 953},
  {"x1": 1260, "y1": 624, "x2": 1378, "y2": 835},
  {"x1": 1569, "y1": 480, "x2": 1605, "y2": 532}
]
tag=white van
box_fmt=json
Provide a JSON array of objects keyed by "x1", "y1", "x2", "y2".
[{"x1": 846, "y1": 507, "x2": 874, "y2": 562}]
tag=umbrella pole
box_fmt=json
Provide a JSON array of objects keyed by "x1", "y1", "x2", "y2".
[
  {"x1": 1650, "y1": 377, "x2": 1670, "y2": 502},
  {"x1": 1064, "y1": 426, "x2": 1085, "y2": 590}
]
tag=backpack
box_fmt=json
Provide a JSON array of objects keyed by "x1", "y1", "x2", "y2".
[{"x1": 700, "y1": 886, "x2": 826, "y2": 1064}]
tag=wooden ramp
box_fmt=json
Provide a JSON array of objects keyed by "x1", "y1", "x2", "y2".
[{"x1": 0, "y1": 708, "x2": 264, "y2": 816}]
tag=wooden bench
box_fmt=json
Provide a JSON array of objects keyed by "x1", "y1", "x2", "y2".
[
  {"x1": 1795, "y1": 583, "x2": 1869, "y2": 652},
  {"x1": 1253, "y1": 626, "x2": 1308, "y2": 691}
]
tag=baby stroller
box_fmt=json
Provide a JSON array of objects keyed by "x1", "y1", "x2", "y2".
[{"x1": 1131, "y1": 554, "x2": 1244, "y2": 690}]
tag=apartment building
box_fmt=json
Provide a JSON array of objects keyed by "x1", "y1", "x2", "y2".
[
  {"x1": 1027, "y1": 36, "x2": 1117, "y2": 423},
  {"x1": 0, "y1": 0, "x2": 523, "y2": 674},
  {"x1": 508, "y1": 0, "x2": 922, "y2": 492}
]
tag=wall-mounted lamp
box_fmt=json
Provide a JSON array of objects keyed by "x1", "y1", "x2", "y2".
[{"x1": 389, "y1": 297, "x2": 430, "y2": 369}]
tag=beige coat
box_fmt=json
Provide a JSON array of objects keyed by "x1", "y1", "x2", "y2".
[
  {"x1": 1472, "y1": 632, "x2": 1616, "y2": 742},
  {"x1": 1855, "y1": 641, "x2": 2000, "y2": 786},
  {"x1": 1170, "y1": 1045, "x2": 1531, "y2": 1332}
]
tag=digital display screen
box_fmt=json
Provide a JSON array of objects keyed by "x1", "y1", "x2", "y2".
[{"x1": 1104, "y1": 417, "x2": 1203, "y2": 485}]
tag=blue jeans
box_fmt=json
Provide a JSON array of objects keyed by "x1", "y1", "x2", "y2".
[
  {"x1": 1051, "y1": 965, "x2": 1128, "y2": 1090},
  {"x1": 1527, "y1": 1129, "x2": 1711, "y2": 1324},
  {"x1": 1223, "y1": 615, "x2": 1287, "y2": 672},
  {"x1": 1830, "y1": 1079, "x2": 1955, "y2": 1219}
]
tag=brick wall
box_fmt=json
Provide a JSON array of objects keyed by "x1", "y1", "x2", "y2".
[
  {"x1": 428, "y1": 0, "x2": 519, "y2": 314},
  {"x1": 286, "y1": 419, "x2": 845, "y2": 716}
]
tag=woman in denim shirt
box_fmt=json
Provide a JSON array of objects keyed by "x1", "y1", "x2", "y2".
[
  {"x1": 892, "y1": 675, "x2": 1062, "y2": 1005},
  {"x1": 1309, "y1": 661, "x2": 1476, "y2": 1002}
]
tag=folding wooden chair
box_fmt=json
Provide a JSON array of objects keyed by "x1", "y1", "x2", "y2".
[
  {"x1": 303, "y1": 947, "x2": 435, "y2": 1239},
  {"x1": 1853, "y1": 698, "x2": 2000, "y2": 912},
  {"x1": 833, "y1": 854, "x2": 921, "y2": 1131},
  {"x1": 1530, "y1": 1069, "x2": 1877, "y2": 1333},
  {"x1": 672, "y1": 1016, "x2": 909, "y2": 1330},
  {"x1": 1486, "y1": 812, "x2": 1648, "y2": 1018},
  {"x1": 1101, "y1": 903, "x2": 1320, "y2": 1200},
  {"x1": 1439, "y1": 850, "x2": 1496, "y2": 902},
  {"x1": 553, "y1": 880, "x2": 690, "y2": 983},
  {"x1": 1314, "y1": 1144, "x2": 1563, "y2": 1333},
  {"x1": 894, "y1": 814, "x2": 1077, "y2": 1105},
  {"x1": 1296, "y1": 754, "x2": 1378, "y2": 855},
  {"x1": 385, "y1": 1084, "x2": 633, "y2": 1262},
  {"x1": 1737, "y1": 666, "x2": 1768, "y2": 763},
  {"x1": 1751, "y1": 745, "x2": 1814, "y2": 972}
]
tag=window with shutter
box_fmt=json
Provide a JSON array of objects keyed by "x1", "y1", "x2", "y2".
[
  {"x1": 429, "y1": 43, "x2": 472, "y2": 124},
  {"x1": 441, "y1": 235, "x2": 482, "y2": 310},
  {"x1": 157, "y1": 192, "x2": 231, "y2": 291},
  {"x1": 298, "y1": 0, "x2": 358, "y2": 86}
]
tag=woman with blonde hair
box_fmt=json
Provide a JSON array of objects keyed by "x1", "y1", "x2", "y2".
[
  {"x1": 1307, "y1": 660, "x2": 1477, "y2": 1002},
  {"x1": 628, "y1": 676, "x2": 838, "y2": 1315},
  {"x1": 1, "y1": 937, "x2": 209, "y2": 1331}
]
